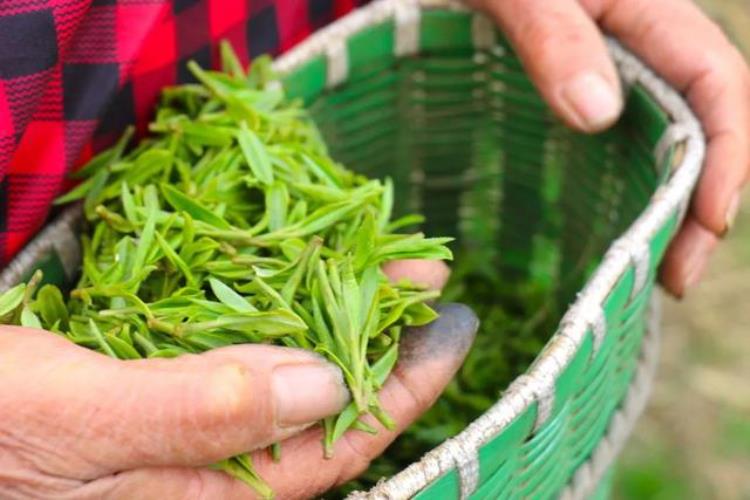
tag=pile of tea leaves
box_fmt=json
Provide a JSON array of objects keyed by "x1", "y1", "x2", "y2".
[
  {"x1": 0, "y1": 44, "x2": 452, "y2": 499},
  {"x1": 333, "y1": 260, "x2": 560, "y2": 497}
]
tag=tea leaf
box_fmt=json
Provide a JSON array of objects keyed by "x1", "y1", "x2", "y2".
[
  {"x1": 133, "y1": 199, "x2": 157, "y2": 272},
  {"x1": 372, "y1": 343, "x2": 398, "y2": 386},
  {"x1": 105, "y1": 333, "x2": 142, "y2": 359},
  {"x1": 265, "y1": 182, "x2": 288, "y2": 231},
  {"x1": 161, "y1": 183, "x2": 230, "y2": 229},
  {"x1": 237, "y1": 122, "x2": 273, "y2": 185},
  {"x1": 120, "y1": 182, "x2": 139, "y2": 225},
  {"x1": 83, "y1": 169, "x2": 111, "y2": 219},
  {"x1": 154, "y1": 232, "x2": 197, "y2": 286},
  {"x1": 181, "y1": 122, "x2": 234, "y2": 147},
  {"x1": 328, "y1": 402, "x2": 360, "y2": 455},
  {"x1": 178, "y1": 310, "x2": 307, "y2": 337},
  {"x1": 20, "y1": 306, "x2": 42, "y2": 329},
  {"x1": 53, "y1": 176, "x2": 97, "y2": 205},
  {"x1": 88, "y1": 319, "x2": 117, "y2": 358},
  {"x1": 34, "y1": 285, "x2": 69, "y2": 329},
  {"x1": 220, "y1": 40, "x2": 245, "y2": 78},
  {"x1": 0, "y1": 284, "x2": 25, "y2": 318},
  {"x1": 378, "y1": 178, "x2": 394, "y2": 230},
  {"x1": 209, "y1": 278, "x2": 257, "y2": 313},
  {"x1": 213, "y1": 457, "x2": 273, "y2": 500},
  {"x1": 4, "y1": 46, "x2": 453, "y2": 498},
  {"x1": 72, "y1": 127, "x2": 134, "y2": 179},
  {"x1": 374, "y1": 235, "x2": 454, "y2": 262}
]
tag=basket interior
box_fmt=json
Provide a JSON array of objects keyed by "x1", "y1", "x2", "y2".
[
  {"x1": 282, "y1": 10, "x2": 673, "y2": 313},
  {"x1": 277, "y1": 14, "x2": 679, "y2": 496}
]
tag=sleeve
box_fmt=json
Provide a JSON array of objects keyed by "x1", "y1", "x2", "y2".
[{"x1": 0, "y1": 0, "x2": 366, "y2": 267}]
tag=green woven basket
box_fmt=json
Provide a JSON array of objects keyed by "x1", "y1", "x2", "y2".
[{"x1": 0, "y1": 0, "x2": 705, "y2": 498}]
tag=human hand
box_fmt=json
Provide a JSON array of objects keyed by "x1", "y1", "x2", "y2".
[
  {"x1": 0, "y1": 261, "x2": 476, "y2": 499},
  {"x1": 472, "y1": 0, "x2": 750, "y2": 296}
]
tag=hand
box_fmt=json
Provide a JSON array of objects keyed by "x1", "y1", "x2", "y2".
[
  {"x1": 472, "y1": 0, "x2": 750, "y2": 296},
  {"x1": 0, "y1": 261, "x2": 477, "y2": 500}
]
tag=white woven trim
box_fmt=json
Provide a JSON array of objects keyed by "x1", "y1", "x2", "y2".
[
  {"x1": 441, "y1": 438, "x2": 479, "y2": 499},
  {"x1": 560, "y1": 302, "x2": 607, "y2": 355},
  {"x1": 394, "y1": 1, "x2": 420, "y2": 57},
  {"x1": 507, "y1": 373, "x2": 553, "y2": 432},
  {"x1": 654, "y1": 122, "x2": 693, "y2": 167},
  {"x1": 273, "y1": 0, "x2": 471, "y2": 78},
  {"x1": 274, "y1": 0, "x2": 409, "y2": 76},
  {"x1": 630, "y1": 242, "x2": 651, "y2": 300},
  {"x1": 513, "y1": 333, "x2": 578, "y2": 432},
  {"x1": 560, "y1": 293, "x2": 662, "y2": 500},
  {"x1": 611, "y1": 237, "x2": 651, "y2": 300},
  {"x1": 590, "y1": 306, "x2": 607, "y2": 353},
  {"x1": 326, "y1": 39, "x2": 348, "y2": 88},
  {"x1": 471, "y1": 13, "x2": 495, "y2": 50}
]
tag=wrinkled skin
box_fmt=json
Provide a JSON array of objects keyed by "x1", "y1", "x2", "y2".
[{"x1": 0, "y1": 261, "x2": 482, "y2": 499}]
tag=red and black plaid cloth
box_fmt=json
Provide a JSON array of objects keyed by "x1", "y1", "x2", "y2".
[{"x1": 0, "y1": 0, "x2": 367, "y2": 266}]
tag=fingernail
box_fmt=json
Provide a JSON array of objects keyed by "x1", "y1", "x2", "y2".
[
  {"x1": 273, "y1": 363, "x2": 349, "y2": 427},
  {"x1": 725, "y1": 192, "x2": 741, "y2": 233},
  {"x1": 558, "y1": 72, "x2": 622, "y2": 131},
  {"x1": 683, "y1": 249, "x2": 710, "y2": 289},
  {"x1": 399, "y1": 303, "x2": 478, "y2": 370}
]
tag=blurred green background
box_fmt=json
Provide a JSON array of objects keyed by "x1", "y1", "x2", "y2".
[{"x1": 615, "y1": 2, "x2": 750, "y2": 498}]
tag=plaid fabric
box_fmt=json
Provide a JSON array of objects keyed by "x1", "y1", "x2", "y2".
[{"x1": 0, "y1": 0, "x2": 367, "y2": 266}]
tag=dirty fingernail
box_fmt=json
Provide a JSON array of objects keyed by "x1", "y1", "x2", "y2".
[
  {"x1": 273, "y1": 363, "x2": 349, "y2": 427},
  {"x1": 559, "y1": 72, "x2": 622, "y2": 131},
  {"x1": 399, "y1": 303, "x2": 479, "y2": 370}
]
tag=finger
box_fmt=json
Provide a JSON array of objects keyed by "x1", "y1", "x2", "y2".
[
  {"x1": 250, "y1": 303, "x2": 479, "y2": 499},
  {"x1": 74, "y1": 467, "x2": 253, "y2": 500},
  {"x1": 0, "y1": 329, "x2": 348, "y2": 477},
  {"x1": 659, "y1": 216, "x2": 718, "y2": 296},
  {"x1": 382, "y1": 259, "x2": 451, "y2": 291},
  {"x1": 477, "y1": 0, "x2": 622, "y2": 132},
  {"x1": 581, "y1": 0, "x2": 750, "y2": 235}
]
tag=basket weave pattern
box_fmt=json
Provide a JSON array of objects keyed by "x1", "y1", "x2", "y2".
[
  {"x1": 277, "y1": 1, "x2": 704, "y2": 498},
  {"x1": 0, "y1": 1, "x2": 704, "y2": 498}
]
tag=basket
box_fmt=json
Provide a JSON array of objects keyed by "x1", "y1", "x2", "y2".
[{"x1": 0, "y1": 0, "x2": 705, "y2": 498}]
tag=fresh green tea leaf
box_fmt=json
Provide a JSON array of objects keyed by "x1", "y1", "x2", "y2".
[
  {"x1": 2, "y1": 45, "x2": 454, "y2": 499},
  {"x1": 0, "y1": 284, "x2": 25, "y2": 318},
  {"x1": 237, "y1": 122, "x2": 273, "y2": 185},
  {"x1": 265, "y1": 181, "x2": 288, "y2": 231},
  {"x1": 105, "y1": 333, "x2": 142, "y2": 359},
  {"x1": 161, "y1": 183, "x2": 231, "y2": 229},
  {"x1": 209, "y1": 277, "x2": 257, "y2": 313},
  {"x1": 20, "y1": 306, "x2": 42, "y2": 329},
  {"x1": 34, "y1": 285, "x2": 69, "y2": 329}
]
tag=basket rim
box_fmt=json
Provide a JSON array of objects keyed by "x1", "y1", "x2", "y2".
[
  {"x1": 559, "y1": 292, "x2": 661, "y2": 500},
  {"x1": 0, "y1": 1, "x2": 705, "y2": 498},
  {"x1": 270, "y1": 0, "x2": 705, "y2": 497}
]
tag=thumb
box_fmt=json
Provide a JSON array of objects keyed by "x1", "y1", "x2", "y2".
[
  {"x1": 0, "y1": 327, "x2": 349, "y2": 477},
  {"x1": 476, "y1": 0, "x2": 622, "y2": 132},
  {"x1": 82, "y1": 303, "x2": 480, "y2": 500}
]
